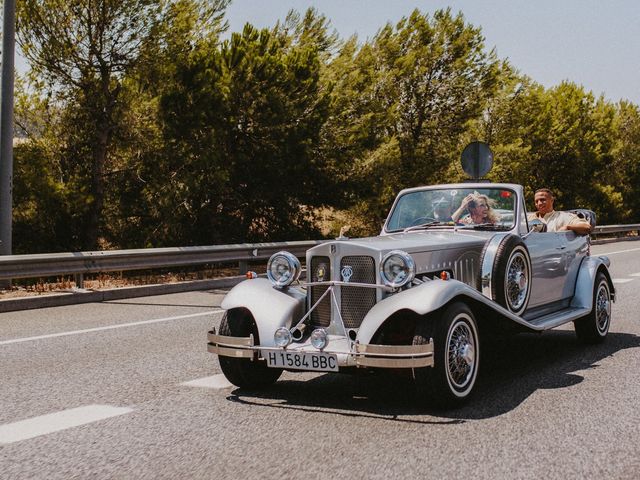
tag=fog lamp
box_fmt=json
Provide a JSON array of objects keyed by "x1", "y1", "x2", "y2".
[
  {"x1": 310, "y1": 328, "x2": 328, "y2": 350},
  {"x1": 274, "y1": 327, "x2": 292, "y2": 348}
]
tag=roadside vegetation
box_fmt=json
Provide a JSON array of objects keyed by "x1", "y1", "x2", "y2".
[{"x1": 10, "y1": 1, "x2": 640, "y2": 253}]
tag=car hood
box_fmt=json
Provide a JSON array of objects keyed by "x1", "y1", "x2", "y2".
[{"x1": 309, "y1": 229, "x2": 493, "y2": 257}]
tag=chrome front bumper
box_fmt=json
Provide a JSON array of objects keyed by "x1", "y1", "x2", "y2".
[{"x1": 207, "y1": 329, "x2": 434, "y2": 369}]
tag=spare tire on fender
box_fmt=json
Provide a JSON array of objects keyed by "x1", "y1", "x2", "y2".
[{"x1": 477, "y1": 234, "x2": 532, "y2": 316}]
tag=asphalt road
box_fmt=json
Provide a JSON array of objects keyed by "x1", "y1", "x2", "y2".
[{"x1": 1, "y1": 242, "x2": 640, "y2": 479}]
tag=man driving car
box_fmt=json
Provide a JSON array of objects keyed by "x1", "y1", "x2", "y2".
[{"x1": 528, "y1": 188, "x2": 592, "y2": 234}]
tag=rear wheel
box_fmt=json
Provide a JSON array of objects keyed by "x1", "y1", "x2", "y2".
[
  {"x1": 413, "y1": 302, "x2": 480, "y2": 407},
  {"x1": 574, "y1": 272, "x2": 611, "y2": 344},
  {"x1": 218, "y1": 310, "x2": 282, "y2": 388}
]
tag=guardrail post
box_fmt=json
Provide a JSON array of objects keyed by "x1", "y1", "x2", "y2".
[
  {"x1": 75, "y1": 274, "x2": 84, "y2": 289},
  {"x1": 238, "y1": 261, "x2": 248, "y2": 275}
]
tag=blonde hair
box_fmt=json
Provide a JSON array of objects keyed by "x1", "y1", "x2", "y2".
[{"x1": 467, "y1": 193, "x2": 499, "y2": 223}]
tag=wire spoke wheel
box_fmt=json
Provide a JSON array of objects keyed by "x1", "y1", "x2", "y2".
[
  {"x1": 505, "y1": 251, "x2": 529, "y2": 311},
  {"x1": 595, "y1": 282, "x2": 611, "y2": 335},
  {"x1": 413, "y1": 302, "x2": 480, "y2": 407},
  {"x1": 575, "y1": 272, "x2": 612, "y2": 344},
  {"x1": 479, "y1": 234, "x2": 531, "y2": 316},
  {"x1": 446, "y1": 318, "x2": 476, "y2": 390}
]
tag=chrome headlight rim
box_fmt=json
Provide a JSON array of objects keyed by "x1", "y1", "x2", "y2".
[
  {"x1": 380, "y1": 250, "x2": 415, "y2": 288},
  {"x1": 267, "y1": 251, "x2": 301, "y2": 288},
  {"x1": 310, "y1": 328, "x2": 329, "y2": 350},
  {"x1": 274, "y1": 327, "x2": 293, "y2": 348}
]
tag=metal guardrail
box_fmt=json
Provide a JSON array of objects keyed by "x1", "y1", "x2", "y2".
[
  {"x1": 0, "y1": 240, "x2": 325, "y2": 281},
  {"x1": 0, "y1": 223, "x2": 638, "y2": 283},
  {"x1": 592, "y1": 224, "x2": 640, "y2": 235}
]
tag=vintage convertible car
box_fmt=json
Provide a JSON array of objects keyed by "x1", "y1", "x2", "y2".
[{"x1": 207, "y1": 181, "x2": 614, "y2": 406}]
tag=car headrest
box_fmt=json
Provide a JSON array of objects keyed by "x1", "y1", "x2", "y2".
[{"x1": 569, "y1": 209, "x2": 596, "y2": 229}]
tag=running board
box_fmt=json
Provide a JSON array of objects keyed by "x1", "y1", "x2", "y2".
[{"x1": 522, "y1": 307, "x2": 591, "y2": 331}]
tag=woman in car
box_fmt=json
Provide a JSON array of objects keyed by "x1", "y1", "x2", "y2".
[{"x1": 451, "y1": 192, "x2": 499, "y2": 225}]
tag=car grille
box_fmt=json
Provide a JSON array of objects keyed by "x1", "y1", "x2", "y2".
[
  {"x1": 309, "y1": 255, "x2": 377, "y2": 329},
  {"x1": 310, "y1": 256, "x2": 331, "y2": 327},
  {"x1": 340, "y1": 256, "x2": 377, "y2": 328}
]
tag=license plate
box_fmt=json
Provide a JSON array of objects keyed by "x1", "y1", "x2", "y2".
[{"x1": 264, "y1": 350, "x2": 338, "y2": 372}]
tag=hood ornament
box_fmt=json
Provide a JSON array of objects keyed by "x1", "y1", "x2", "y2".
[
  {"x1": 337, "y1": 224, "x2": 351, "y2": 240},
  {"x1": 341, "y1": 265, "x2": 354, "y2": 283}
]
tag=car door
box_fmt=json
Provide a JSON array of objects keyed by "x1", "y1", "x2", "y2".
[
  {"x1": 559, "y1": 231, "x2": 589, "y2": 300},
  {"x1": 524, "y1": 231, "x2": 569, "y2": 308}
]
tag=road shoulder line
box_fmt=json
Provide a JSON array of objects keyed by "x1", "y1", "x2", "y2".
[{"x1": 0, "y1": 310, "x2": 221, "y2": 346}]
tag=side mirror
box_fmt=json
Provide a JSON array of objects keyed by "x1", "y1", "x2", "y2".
[{"x1": 529, "y1": 218, "x2": 547, "y2": 233}]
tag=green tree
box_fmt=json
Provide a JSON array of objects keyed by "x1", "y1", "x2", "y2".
[
  {"x1": 17, "y1": 0, "x2": 166, "y2": 249},
  {"x1": 323, "y1": 9, "x2": 500, "y2": 234},
  {"x1": 144, "y1": 14, "x2": 333, "y2": 245},
  {"x1": 12, "y1": 78, "x2": 76, "y2": 253},
  {"x1": 611, "y1": 102, "x2": 640, "y2": 222}
]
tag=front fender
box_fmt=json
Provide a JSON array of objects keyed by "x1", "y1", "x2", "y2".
[
  {"x1": 357, "y1": 279, "x2": 531, "y2": 343},
  {"x1": 221, "y1": 278, "x2": 306, "y2": 346}
]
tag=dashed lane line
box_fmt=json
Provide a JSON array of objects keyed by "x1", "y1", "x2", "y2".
[
  {"x1": 630, "y1": 273, "x2": 640, "y2": 277},
  {"x1": 0, "y1": 310, "x2": 222, "y2": 346},
  {"x1": 612, "y1": 279, "x2": 634, "y2": 284},
  {"x1": 0, "y1": 405, "x2": 133, "y2": 444},
  {"x1": 181, "y1": 374, "x2": 234, "y2": 389}
]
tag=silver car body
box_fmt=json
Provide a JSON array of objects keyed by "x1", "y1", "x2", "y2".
[{"x1": 210, "y1": 182, "x2": 614, "y2": 370}]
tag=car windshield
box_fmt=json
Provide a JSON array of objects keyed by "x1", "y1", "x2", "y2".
[{"x1": 386, "y1": 187, "x2": 516, "y2": 232}]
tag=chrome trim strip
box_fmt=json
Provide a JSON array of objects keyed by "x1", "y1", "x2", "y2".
[
  {"x1": 356, "y1": 356, "x2": 433, "y2": 368},
  {"x1": 304, "y1": 280, "x2": 392, "y2": 291},
  {"x1": 207, "y1": 344, "x2": 255, "y2": 358},
  {"x1": 356, "y1": 343, "x2": 433, "y2": 356},
  {"x1": 479, "y1": 234, "x2": 509, "y2": 299},
  {"x1": 207, "y1": 331, "x2": 254, "y2": 347},
  {"x1": 355, "y1": 340, "x2": 434, "y2": 367}
]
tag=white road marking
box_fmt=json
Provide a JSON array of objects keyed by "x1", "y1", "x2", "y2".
[
  {"x1": 630, "y1": 273, "x2": 640, "y2": 277},
  {"x1": 0, "y1": 405, "x2": 133, "y2": 444},
  {"x1": 0, "y1": 310, "x2": 222, "y2": 346},
  {"x1": 598, "y1": 246, "x2": 640, "y2": 255},
  {"x1": 181, "y1": 374, "x2": 234, "y2": 389},
  {"x1": 612, "y1": 278, "x2": 634, "y2": 284}
]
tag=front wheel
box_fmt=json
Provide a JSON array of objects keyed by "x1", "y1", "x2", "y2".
[
  {"x1": 218, "y1": 310, "x2": 283, "y2": 388},
  {"x1": 574, "y1": 272, "x2": 612, "y2": 344},
  {"x1": 413, "y1": 302, "x2": 480, "y2": 407}
]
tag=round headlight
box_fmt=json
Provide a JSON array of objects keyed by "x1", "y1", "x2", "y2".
[
  {"x1": 274, "y1": 327, "x2": 292, "y2": 348},
  {"x1": 310, "y1": 328, "x2": 328, "y2": 350},
  {"x1": 267, "y1": 251, "x2": 301, "y2": 287},
  {"x1": 380, "y1": 250, "x2": 415, "y2": 288}
]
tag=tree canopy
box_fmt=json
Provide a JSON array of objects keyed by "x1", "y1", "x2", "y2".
[{"x1": 11, "y1": 3, "x2": 640, "y2": 252}]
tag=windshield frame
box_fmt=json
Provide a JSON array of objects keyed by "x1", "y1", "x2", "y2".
[{"x1": 383, "y1": 184, "x2": 521, "y2": 234}]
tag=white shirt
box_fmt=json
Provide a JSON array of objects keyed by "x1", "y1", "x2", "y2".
[{"x1": 527, "y1": 210, "x2": 581, "y2": 232}]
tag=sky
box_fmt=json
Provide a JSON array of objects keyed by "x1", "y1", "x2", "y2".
[{"x1": 224, "y1": 0, "x2": 640, "y2": 104}]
